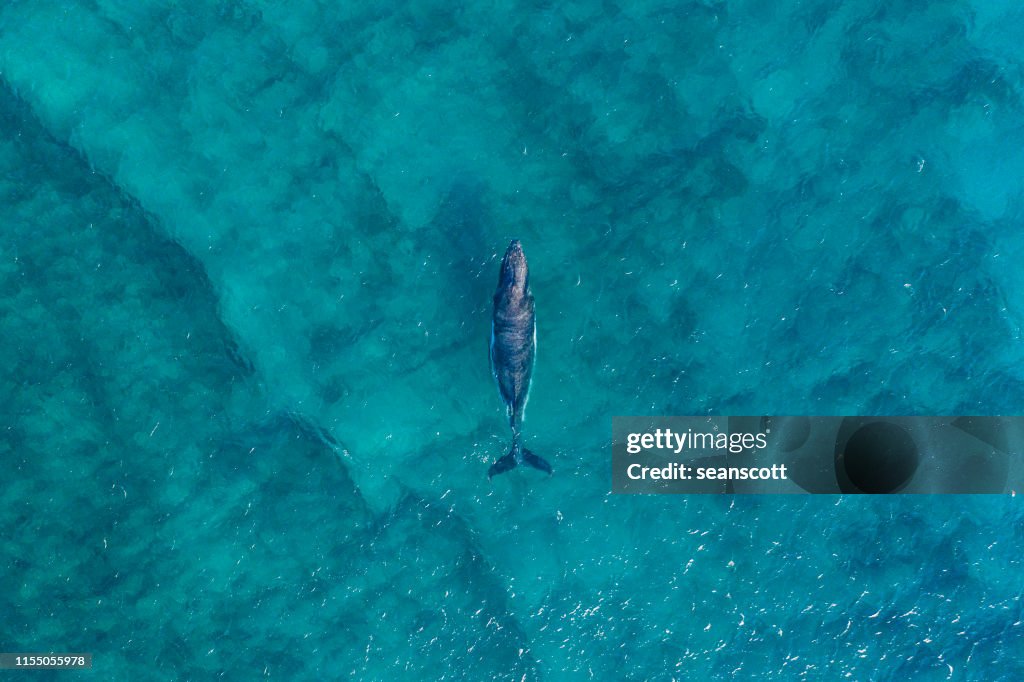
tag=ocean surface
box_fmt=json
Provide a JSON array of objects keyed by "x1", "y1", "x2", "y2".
[{"x1": 2, "y1": 0, "x2": 1024, "y2": 679}]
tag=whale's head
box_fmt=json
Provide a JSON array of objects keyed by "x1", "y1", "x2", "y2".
[{"x1": 498, "y1": 239, "x2": 529, "y2": 295}]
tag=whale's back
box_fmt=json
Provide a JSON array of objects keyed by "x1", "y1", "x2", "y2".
[{"x1": 491, "y1": 293, "x2": 535, "y2": 421}]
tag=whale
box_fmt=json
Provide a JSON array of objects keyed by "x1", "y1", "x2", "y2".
[{"x1": 488, "y1": 240, "x2": 552, "y2": 478}]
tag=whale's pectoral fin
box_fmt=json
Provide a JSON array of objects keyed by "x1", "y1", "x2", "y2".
[
  {"x1": 522, "y1": 449, "x2": 552, "y2": 475},
  {"x1": 488, "y1": 453, "x2": 518, "y2": 479}
]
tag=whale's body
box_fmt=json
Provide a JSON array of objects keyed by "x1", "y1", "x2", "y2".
[{"x1": 488, "y1": 240, "x2": 552, "y2": 478}]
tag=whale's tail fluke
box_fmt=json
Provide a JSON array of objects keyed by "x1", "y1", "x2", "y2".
[
  {"x1": 488, "y1": 435, "x2": 552, "y2": 479},
  {"x1": 488, "y1": 451, "x2": 518, "y2": 478},
  {"x1": 522, "y1": 449, "x2": 552, "y2": 475}
]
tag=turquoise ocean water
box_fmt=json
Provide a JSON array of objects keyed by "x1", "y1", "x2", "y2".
[{"x1": 2, "y1": 1, "x2": 1024, "y2": 679}]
